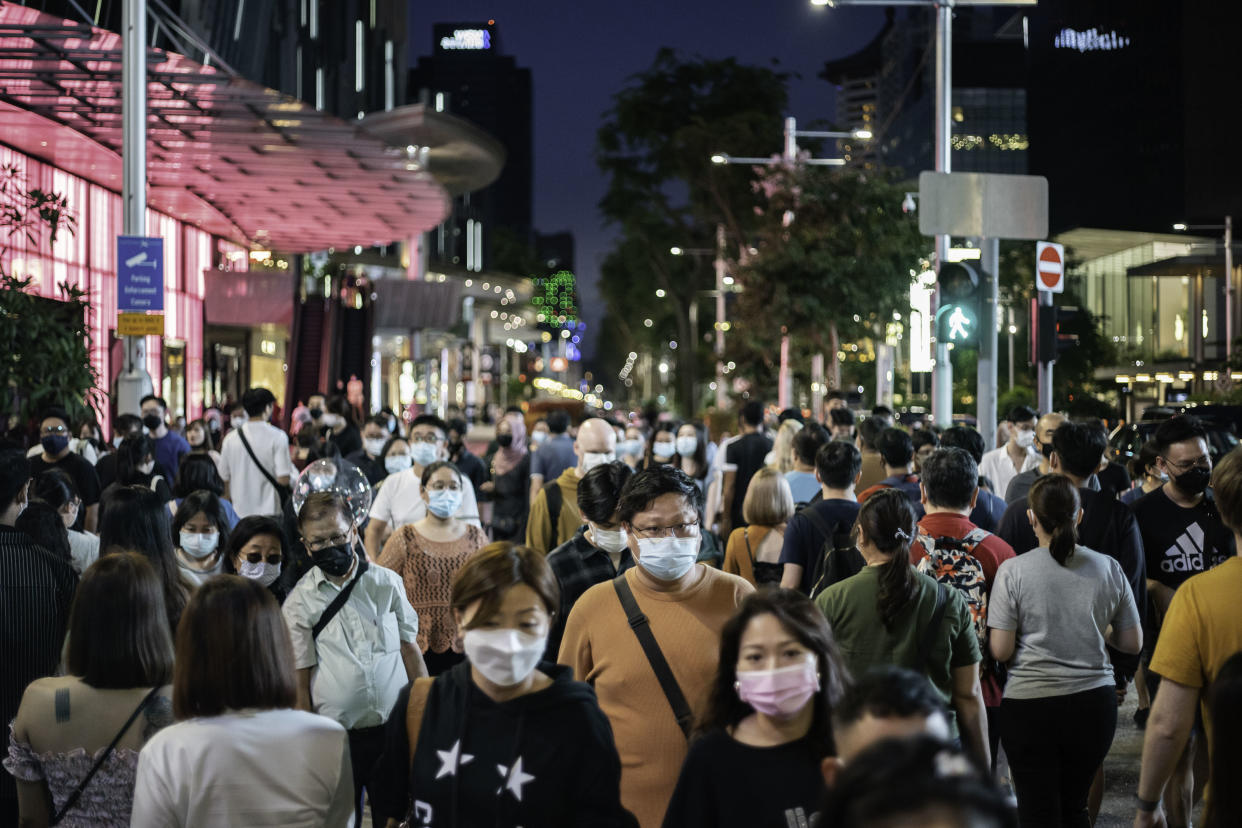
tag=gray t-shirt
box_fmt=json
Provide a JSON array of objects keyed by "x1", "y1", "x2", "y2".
[
  {"x1": 989, "y1": 545, "x2": 1140, "y2": 699},
  {"x1": 530, "y1": 433, "x2": 576, "y2": 482}
]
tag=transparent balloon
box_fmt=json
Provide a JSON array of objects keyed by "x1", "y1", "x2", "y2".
[{"x1": 292, "y1": 457, "x2": 373, "y2": 527}]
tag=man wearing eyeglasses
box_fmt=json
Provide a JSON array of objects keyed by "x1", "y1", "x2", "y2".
[
  {"x1": 364, "y1": 414, "x2": 481, "y2": 558},
  {"x1": 558, "y1": 465, "x2": 753, "y2": 827},
  {"x1": 28, "y1": 407, "x2": 100, "y2": 533}
]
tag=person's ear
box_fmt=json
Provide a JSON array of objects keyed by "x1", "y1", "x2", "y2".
[
  {"x1": 853, "y1": 469, "x2": 862, "y2": 487},
  {"x1": 1076, "y1": 508, "x2": 1084, "y2": 527},
  {"x1": 969, "y1": 486, "x2": 980, "y2": 509},
  {"x1": 1048, "y1": 451, "x2": 1061, "y2": 472},
  {"x1": 820, "y1": 756, "x2": 843, "y2": 789},
  {"x1": 1026, "y1": 509, "x2": 1038, "y2": 532},
  {"x1": 919, "y1": 482, "x2": 929, "y2": 507}
]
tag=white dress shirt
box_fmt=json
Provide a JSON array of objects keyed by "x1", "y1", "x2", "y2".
[
  {"x1": 282, "y1": 562, "x2": 419, "y2": 730},
  {"x1": 130, "y1": 708, "x2": 355, "y2": 827},
  {"x1": 368, "y1": 466, "x2": 481, "y2": 530},
  {"x1": 218, "y1": 421, "x2": 294, "y2": 517},
  {"x1": 979, "y1": 445, "x2": 1041, "y2": 502}
]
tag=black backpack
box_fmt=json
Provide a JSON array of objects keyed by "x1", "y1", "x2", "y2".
[
  {"x1": 542, "y1": 479, "x2": 563, "y2": 548},
  {"x1": 798, "y1": 506, "x2": 864, "y2": 598}
]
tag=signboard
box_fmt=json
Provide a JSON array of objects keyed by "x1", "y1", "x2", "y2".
[
  {"x1": 1036, "y1": 241, "x2": 1065, "y2": 293},
  {"x1": 918, "y1": 172, "x2": 1049, "y2": 240},
  {"x1": 117, "y1": 236, "x2": 164, "y2": 312},
  {"x1": 117, "y1": 312, "x2": 165, "y2": 336}
]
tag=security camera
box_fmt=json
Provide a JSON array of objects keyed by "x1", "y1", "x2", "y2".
[{"x1": 902, "y1": 193, "x2": 917, "y2": 214}]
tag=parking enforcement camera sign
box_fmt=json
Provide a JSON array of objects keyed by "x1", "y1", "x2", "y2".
[{"x1": 117, "y1": 236, "x2": 164, "y2": 312}]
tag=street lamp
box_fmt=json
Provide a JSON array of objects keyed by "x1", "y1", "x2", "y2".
[
  {"x1": 1173, "y1": 218, "x2": 1234, "y2": 361},
  {"x1": 668, "y1": 237, "x2": 726, "y2": 408}
]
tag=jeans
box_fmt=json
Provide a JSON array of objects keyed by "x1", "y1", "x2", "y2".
[
  {"x1": 999, "y1": 686, "x2": 1117, "y2": 828},
  {"x1": 348, "y1": 724, "x2": 388, "y2": 828}
]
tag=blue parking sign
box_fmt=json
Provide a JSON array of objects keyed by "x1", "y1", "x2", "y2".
[{"x1": 117, "y1": 236, "x2": 164, "y2": 312}]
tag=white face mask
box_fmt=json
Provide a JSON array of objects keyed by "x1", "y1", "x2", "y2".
[
  {"x1": 462, "y1": 628, "x2": 547, "y2": 687},
  {"x1": 410, "y1": 441, "x2": 439, "y2": 468},
  {"x1": 675, "y1": 436, "x2": 698, "y2": 456},
  {"x1": 179, "y1": 530, "x2": 219, "y2": 560},
  {"x1": 618, "y1": 438, "x2": 643, "y2": 457},
  {"x1": 364, "y1": 437, "x2": 388, "y2": 457},
  {"x1": 231, "y1": 415, "x2": 248, "y2": 429},
  {"x1": 580, "y1": 451, "x2": 616, "y2": 474},
  {"x1": 590, "y1": 524, "x2": 629, "y2": 555},
  {"x1": 385, "y1": 454, "x2": 413, "y2": 474},
  {"x1": 532, "y1": 431, "x2": 549, "y2": 445},
  {"x1": 636, "y1": 535, "x2": 699, "y2": 581},
  {"x1": 138, "y1": 460, "x2": 155, "y2": 476},
  {"x1": 653, "y1": 441, "x2": 676, "y2": 460},
  {"x1": 1015, "y1": 430, "x2": 1036, "y2": 449},
  {"x1": 239, "y1": 559, "x2": 281, "y2": 587}
]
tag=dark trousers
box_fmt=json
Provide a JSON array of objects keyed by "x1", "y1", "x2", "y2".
[
  {"x1": 348, "y1": 724, "x2": 388, "y2": 828},
  {"x1": 999, "y1": 686, "x2": 1117, "y2": 828}
]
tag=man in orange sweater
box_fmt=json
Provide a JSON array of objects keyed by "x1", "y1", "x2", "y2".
[{"x1": 559, "y1": 466, "x2": 753, "y2": 827}]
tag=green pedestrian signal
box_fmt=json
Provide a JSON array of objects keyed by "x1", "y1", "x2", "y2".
[{"x1": 935, "y1": 261, "x2": 981, "y2": 347}]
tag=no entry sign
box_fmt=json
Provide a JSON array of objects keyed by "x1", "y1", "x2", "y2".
[{"x1": 1036, "y1": 241, "x2": 1065, "y2": 293}]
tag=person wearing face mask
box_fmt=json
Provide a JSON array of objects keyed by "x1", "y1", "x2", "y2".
[
  {"x1": 218, "y1": 388, "x2": 293, "y2": 519},
  {"x1": 481, "y1": 412, "x2": 531, "y2": 542},
  {"x1": 346, "y1": 415, "x2": 395, "y2": 486},
  {"x1": 101, "y1": 434, "x2": 176, "y2": 512},
  {"x1": 1002, "y1": 412, "x2": 1067, "y2": 504},
  {"x1": 378, "y1": 462, "x2": 488, "y2": 676},
  {"x1": 618, "y1": 424, "x2": 647, "y2": 469},
  {"x1": 371, "y1": 542, "x2": 631, "y2": 827},
  {"x1": 321, "y1": 395, "x2": 362, "y2": 459},
  {"x1": 559, "y1": 465, "x2": 754, "y2": 827},
  {"x1": 283, "y1": 491, "x2": 426, "y2": 828},
  {"x1": 663, "y1": 590, "x2": 850, "y2": 828},
  {"x1": 171, "y1": 490, "x2": 231, "y2": 587},
  {"x1": 139, "y1": 395, "x2": 190, "y2": 482},
  {"x1": 978, "y1": 406, "x2": 1041, "y2": 501},
  {"x1": 366, "y1": 415, "x2": 482, "y2": 559},
  {"x1": 545, "y1": 462, "x2": 636, "y2": 658},
  {"x1": 305, "y1": 391, "x2": 328, "y2": 435},
  {"x1": 526, "y1": 417, "x2": 618, "y2": 555},
  {"x1": 378, "y1": 436, "x2": 412, "y2": 483},
  {"x1": 445, "y1": 417, "x2": 488, "y2": 504},
  {"x1": 31, "y1": 469, "x2": 97, "y2": 574},
  {"x1": 28, "y1": 407, "x2": 102, "y2": 533},
  {"x1": 645, "y1": 422, "x2": 679, "y2": 469},
  {"x1": 528, "y1": 410, "x2": 576, "y2": 505},
  {"x1": 529, "y1": 416, "x2": 551, "y2": 451},
  {"x1": 221, "y1": 515, "x2": 289, "y2": 603}
]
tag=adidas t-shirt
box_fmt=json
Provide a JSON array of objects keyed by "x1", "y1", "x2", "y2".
[{"x1": 1134, "y1": 487, "x2": 1235, "y2": 591}]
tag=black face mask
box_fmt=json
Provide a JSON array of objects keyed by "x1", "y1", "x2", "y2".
[
  {"x1": 1173, "y1": 466, "x2": 1211, "y2": 496},
  {"x1": 1040, "y1": 441, "x2": 1055, "y2": 460},
  {"x1": 142, "y1": 414, "x2": 163, "y2": 431},
  {"x1": 311, "y1": 542, "x2": 356, "y2": 577},
  {"x1": 496, "y1": 433, "x2": 513, "y2": 448},
  {"x1": 308, "y1": 407, "x2": 324, "y2": 420}
]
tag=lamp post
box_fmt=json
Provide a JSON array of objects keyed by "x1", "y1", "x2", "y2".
[
  {"x1": 1174, "y1": 218, "x2": 1234, "y2": 363},
  {"x1": 671, "y1": 232, "x2": 729, "y2": 409}
]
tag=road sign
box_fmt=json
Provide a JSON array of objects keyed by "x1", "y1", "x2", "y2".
[
  {"x1": 117, "y1": 312, "x2": 165, "y2": 336},
  {"x1": 117, "y1": 235, "x2": 164, "y2": 312},
  {"x1": 1036, "y1": 241, "x2": 1065, "y2": 293},
  {"x1": 918, "y1": 172, "x2": 1049, "y2": 240}
]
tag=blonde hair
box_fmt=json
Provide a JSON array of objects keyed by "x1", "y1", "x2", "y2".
[
  {"x1": 770, "y1": 419, "x2": 804, "y2": 474},
  {"x1": 742, "y1": 467, "x2": 795, "y2": 527},
  {"x1": 1212, "y1": 448, "x2": 1242, "y2": 532}
]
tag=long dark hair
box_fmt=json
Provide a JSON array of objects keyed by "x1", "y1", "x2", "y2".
[
  {"x1": 856, "y1": 489, "x2": 919, "y2": 631},
  {"x1": 172, "y1": 490, "x2": 231, "y2": 555},
  {"x1": 1028, "y1": 474, "x2": 1080, "y2": 565},
  {"x1": 174, "y1": 454, "x2": 225, "y2": 499},
  {"x1": 643, "y1": 421, "x2": 679, "y2": 469},
  {"x1": 99, "y1": 485, "x2": 190, "y2": 634},
  {"x1": 185, "y1": 418, "x2": 215, "y2": 452},
  {"x1": 697, "y1": 589, "x2": 850, "y2": 755},
  {"x1": 673, "y1": 422, "x2": 710, "y2": 480},
  {"x1": 116, "y1": 434, "x2": 155, "y2": 485},
  {"x1": 1205, "y1": 651, "x2": 1242, "y2": 828}
]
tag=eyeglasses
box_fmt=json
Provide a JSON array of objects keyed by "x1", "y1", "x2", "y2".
[
  {"x1": 1163, "y1": 455, "x2": 1210, "y2": 473},
  {"x1": 243, "y1": 552, "x2": 283, "y2": 565},
  {"x1": 302, "y1": 533, "x2": 351, "y2": 552},
  {"x1": 409, "y1": 433, "x2": 444, "y2": 444},
  {"x1": 630, "y1": 521, "x2": 700, "y2": 539},
  {"x1": 40, "y1": 425, "x2": 68, "y2": 436}
]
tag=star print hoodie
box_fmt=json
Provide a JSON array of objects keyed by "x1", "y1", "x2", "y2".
[{"x1": 372, "y1": 659, "x2": 636, "y2": 827}]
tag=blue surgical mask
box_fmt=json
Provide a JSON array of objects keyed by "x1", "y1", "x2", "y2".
[
  {"x1": 410, "y1": 441, "x2": 438, "y2": 468},
  {"x1": 675, "y1": 436, "x2": 698, "y2": 456},
  {"x1": 385, "y1": 454, "x2": 413, "y2": 474},
  {"x1": 427, "y1": 488, "x2": 463, "y2": 518},
  {"x1": 636, "y1": 536, "x2": 699, "y2": 581}
]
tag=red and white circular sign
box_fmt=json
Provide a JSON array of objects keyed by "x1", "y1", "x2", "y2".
[{"x1": 1036, "y1": 241, "x2": 1065, "y2": 293}]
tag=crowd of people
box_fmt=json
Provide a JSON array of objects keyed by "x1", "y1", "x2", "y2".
[{"x1": 3, "y1": 388, "x2": 1242, "y2": 828}]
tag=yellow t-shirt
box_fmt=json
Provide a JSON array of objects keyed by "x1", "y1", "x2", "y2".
[{"x1": 1149, "y1": 555, "x2": 1242, "y2": 749}]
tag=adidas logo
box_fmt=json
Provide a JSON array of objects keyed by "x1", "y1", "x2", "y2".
[{"x1": 1161, "y1": 523, "x2": 1206, "y2": 574}]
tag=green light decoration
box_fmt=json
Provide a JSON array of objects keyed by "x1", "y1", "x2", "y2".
[{"x1": 533, "y1": 270, "x2": 579, "y2": 328}]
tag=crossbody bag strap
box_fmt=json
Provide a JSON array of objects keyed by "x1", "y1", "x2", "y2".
[
  {"x1": 312, "y1": 557, "x2": 369, "y2": 640},
  {"x1": 236, "y1": 427, "x2": 283, "y2": 493},
  {"x1": 50, "y1": 685, "x2": 162, "y2": 826},
  {"x1": 743, "y1": 526, "x2": 755, "y2": 567},
  {"x1": 915, "y1": 583, "x2": 949, "y2": 672},
  {"x1": 612, "y1": 576, "x2": 694, "y2": 738}
]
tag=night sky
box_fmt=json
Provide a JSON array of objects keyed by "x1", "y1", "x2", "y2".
[{"x1": 407, "y1": 1, "x2": 889, "y2": 358}]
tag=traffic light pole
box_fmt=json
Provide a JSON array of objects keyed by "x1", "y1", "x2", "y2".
[
  {"x1": 1037, "y1": 291, "x2": 1054, "y2": 413},
  {"x1": 977, "y1": 238, "x2": 999, "y2": 451},
  {"x1": 931, "y1": 1, "x2": 953, "y2": 428}
]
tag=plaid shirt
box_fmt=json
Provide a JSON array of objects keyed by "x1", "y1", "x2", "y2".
[{"x1": 546, "y1": 526, "x2": 635, "y2": 658}]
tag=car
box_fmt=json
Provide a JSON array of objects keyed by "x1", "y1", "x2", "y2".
[{"x1": 1109, "y1": 419, "x2": 1239, "y2": 465}]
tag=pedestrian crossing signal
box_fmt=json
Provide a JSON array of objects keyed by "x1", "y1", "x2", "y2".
[{"x1": 935, "y1": 262, "x2": 981, "y2": 346}]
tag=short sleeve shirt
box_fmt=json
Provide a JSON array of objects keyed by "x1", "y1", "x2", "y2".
[
  {"x1": 369, "y1": 467, "x2": 482, "y2": 530},
  {"x1": 1135, "y1": 487, "x2": 1234, "y2": 590},
  {"x1": 726, "y1": 433, "x2": 774, "y2": 527},
  {"x1": 530, "y1": 434, "x2": 576, "y2": 482},
  {"x1": 778, "y1": 499, "x2": 860, "y2": 594},
  {"x1": 218, "y1": 422, "x2": 294, "y2": 517}
]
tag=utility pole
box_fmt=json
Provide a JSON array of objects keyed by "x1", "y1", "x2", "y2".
[
  {"x1": 978, "y1": 237, "x2": 999, "y2": 451},
  {"x1": 1227, "y1": 215, "x2": 1234, "y2": 363},
  {"x1": 116, "y1": 0, "x2": 154, "y2": 415},
  {"x1": 931, "y1": 1, "x2": 953, "y2": 428},
  {"x1": 714, "y1": 223, "x2": 727, "y2": 409}
]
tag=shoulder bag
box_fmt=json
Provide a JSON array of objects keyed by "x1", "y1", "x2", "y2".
[
  {"x1": 311, "y1": 557, "x2": 369, "y2": 640},
  {"x1": 612, "y1": 575, "x2": 694, "y2": 738},
  {"x1": 235, "y1": 426, "x2": 292, "y2": 508}
]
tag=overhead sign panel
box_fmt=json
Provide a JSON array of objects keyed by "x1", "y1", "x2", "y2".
[
  {"x1": 116, "y1": 235, "x2": 164, "y2": 312},
  {"x1": 918, "y1": 172, "x2": 1049, "y2": 240}
]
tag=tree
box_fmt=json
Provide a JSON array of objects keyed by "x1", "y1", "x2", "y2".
[
  {"x1": 731, "y1": 162, "x2": 925, "y2": 400},
  {"x1": 0, "y1": 163, "x2": 98, "y2": 430},
  {"x1": 596, "y1": 49, "x2": 789, "y2": 413}
]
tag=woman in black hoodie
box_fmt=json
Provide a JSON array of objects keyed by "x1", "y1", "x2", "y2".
[{"x1": 373, "y1": 541, "x2": 634, "y2": 827}]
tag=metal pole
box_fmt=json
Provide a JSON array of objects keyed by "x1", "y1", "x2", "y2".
[
  {"x1": 931, "y1": 0, "x2": 954, "y2": 427},
  {"x1": 784, "y1": 116, "x2": 798, "y2": 163},
  {"x1": 978, "y1": 237, "x2": 999, "y2": 451},
  {"x1": 812, "y1": 352, "x2": 825, "y2": 422},
  {"x1": 1037, "y1": 292, "x2": 1054, "y2": 413},
  {"x1": 715, "y1": 223, "x2": 727, "y2": 409},
  {"x1": 779, "y1": 334, "x2": 791, "y2": 409},
  {"x1": 116, "y1": 0, "x2": 153, "y2": 417},
  {"x1": 1226, "y1": 215, "x2": 1233, "y2": 363},
  {"x1": 1007, "y1": 304, "x2": 1015, "y2": 390}
]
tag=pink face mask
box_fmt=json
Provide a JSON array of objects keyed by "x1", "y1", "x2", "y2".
[{"x1": 735, "y1": 658, "x2": 820, "y2": 719}]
